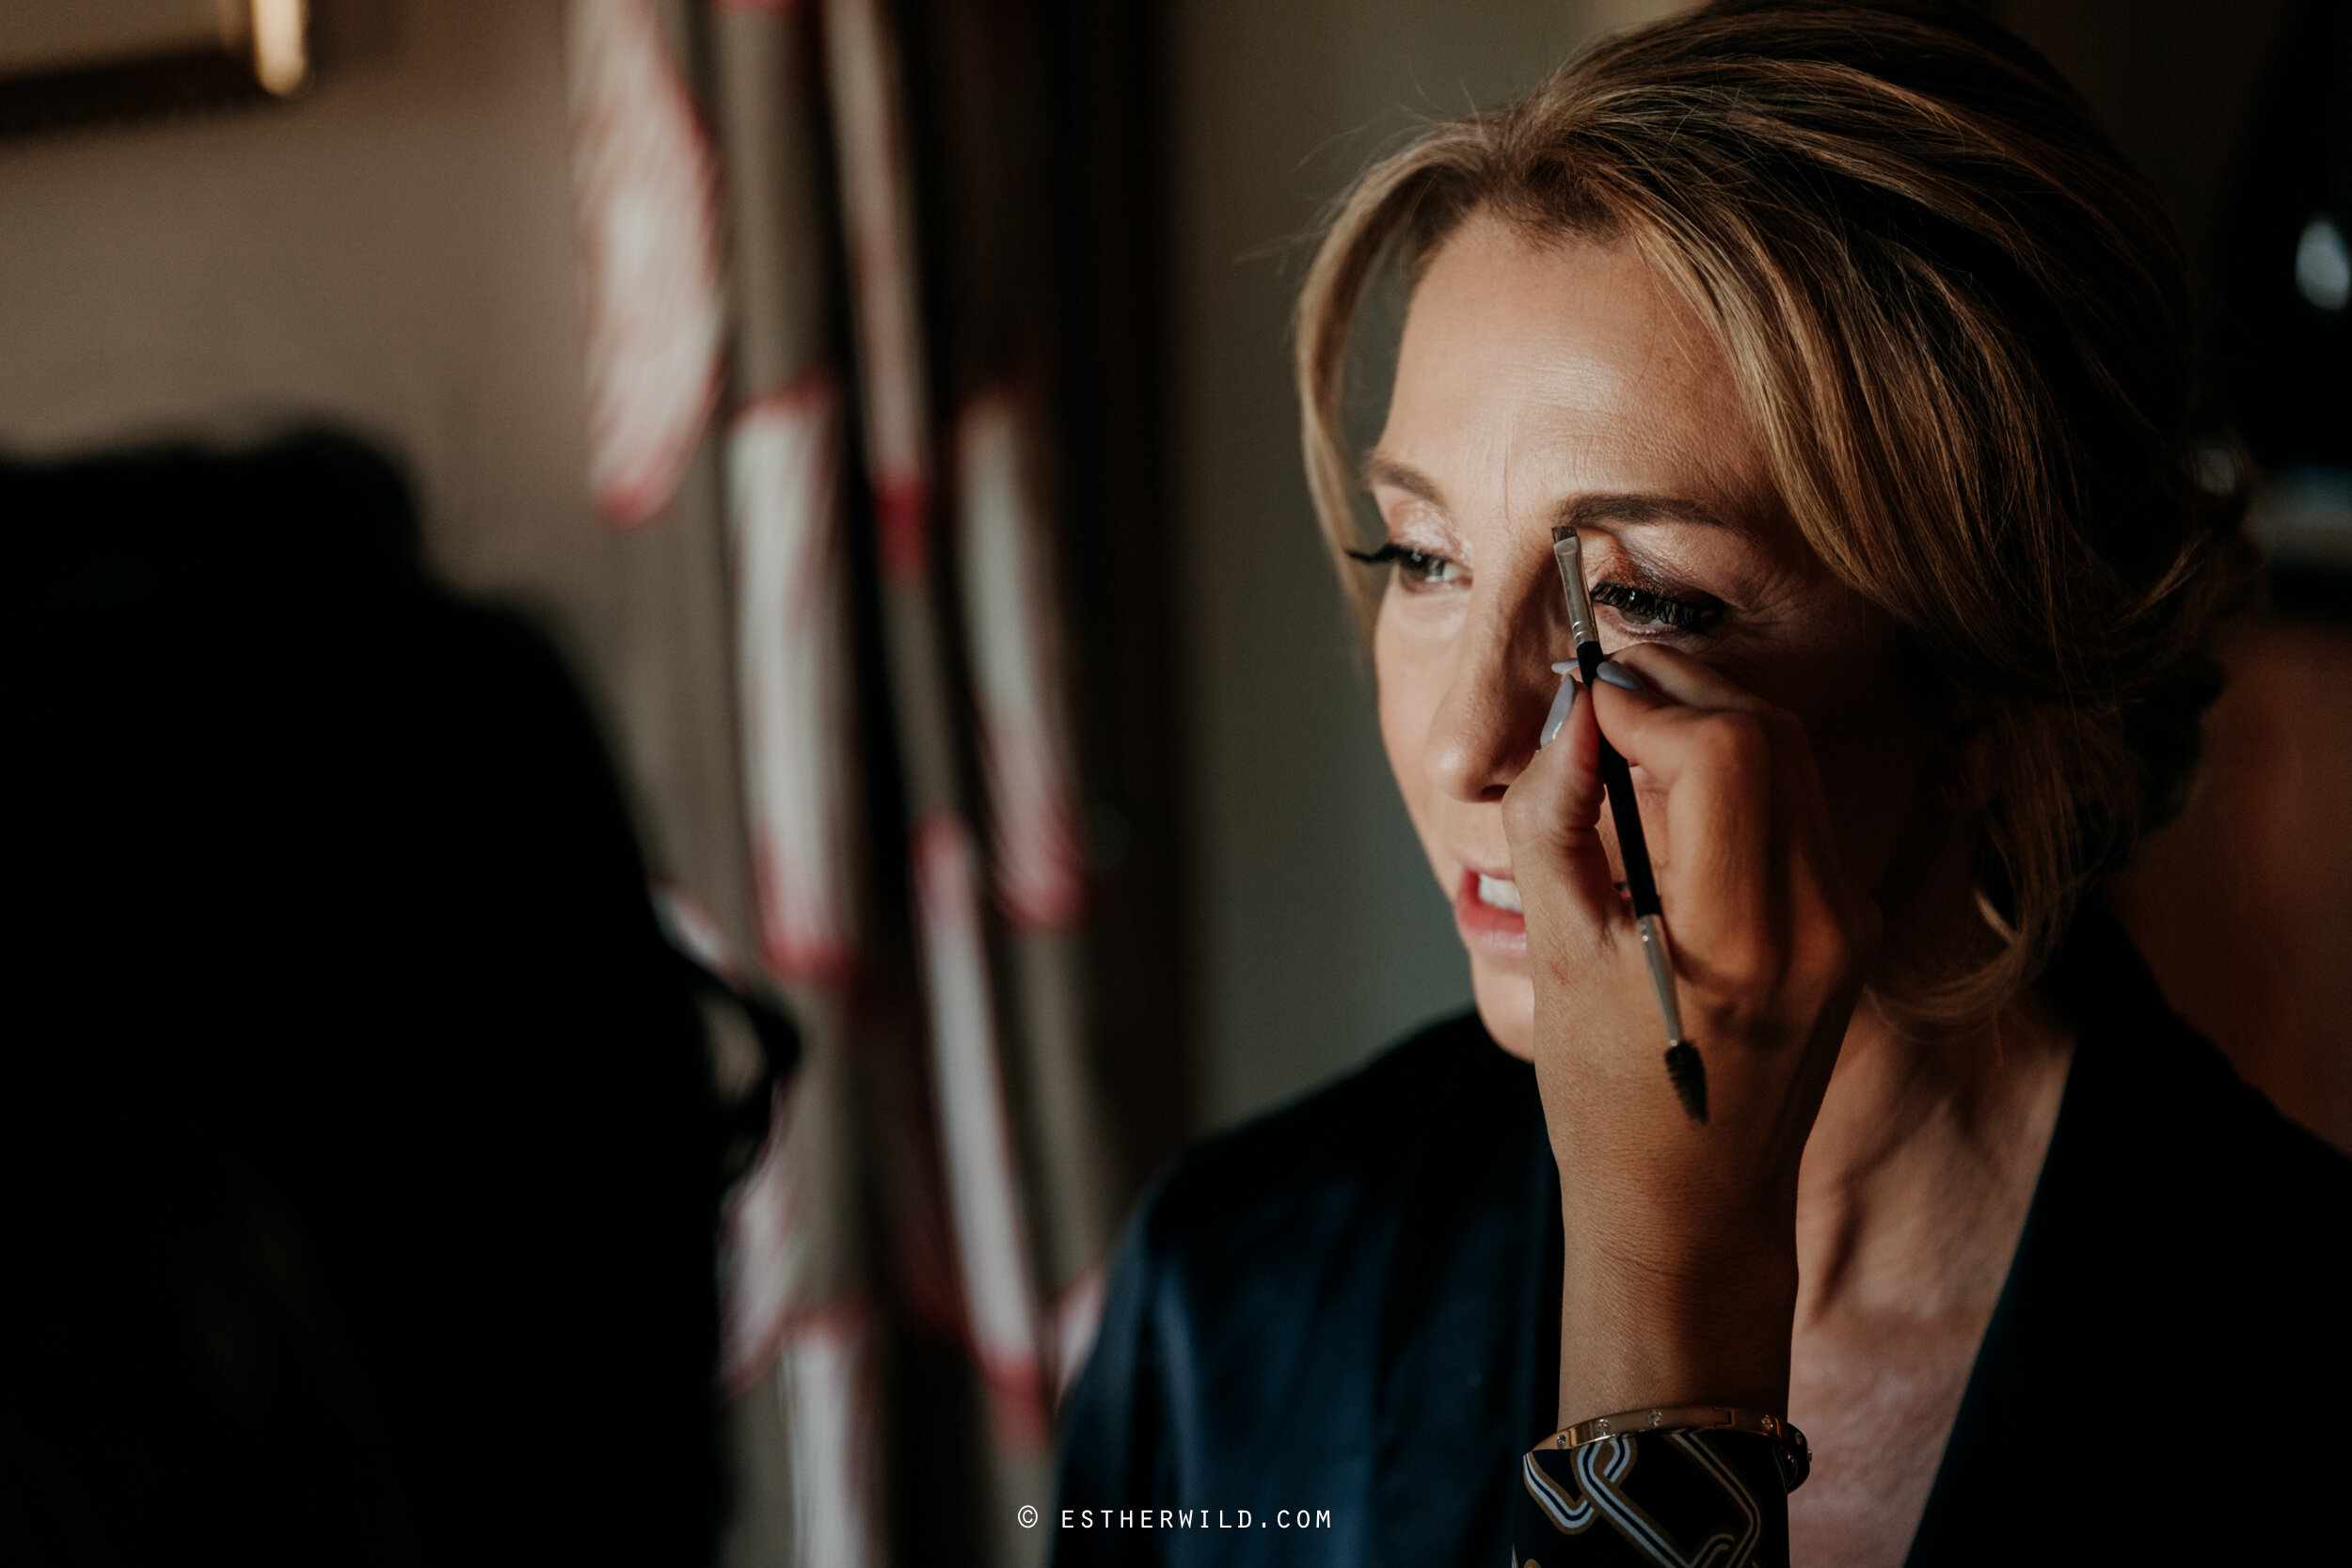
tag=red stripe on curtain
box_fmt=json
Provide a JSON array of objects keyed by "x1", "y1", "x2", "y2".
[
  {"x1": 562, "y1": 0, "x2": 723, "y2": 527},
  {"x1": 729, "y1": 373, "x2": 861, "y2": 981}
]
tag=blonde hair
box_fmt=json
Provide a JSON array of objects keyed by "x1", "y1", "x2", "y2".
[{"x1": 1296, "y1": 0, "x2": 2250, "y2": 1023}]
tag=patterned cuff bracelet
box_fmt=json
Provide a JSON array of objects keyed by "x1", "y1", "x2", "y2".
[{"x1": 1537, "y1": 1405, "x2": 1810, "y2": 1493}]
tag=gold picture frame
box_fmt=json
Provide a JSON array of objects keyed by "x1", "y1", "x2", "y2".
[{"x1": 0, "y1": 0, "x2": 310, "y2": 136}]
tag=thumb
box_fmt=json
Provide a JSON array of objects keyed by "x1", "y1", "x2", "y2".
[{"x1": 1502, "y1": 674, "x2": 1621, "y2": 951}]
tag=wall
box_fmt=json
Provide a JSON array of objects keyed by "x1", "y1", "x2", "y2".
[
  {"x1": 0, "y1": 2, "x2": 588, "y2": 611},
  {"x1": 0, "y1": 0, "x2": 757, "y2": 953}
]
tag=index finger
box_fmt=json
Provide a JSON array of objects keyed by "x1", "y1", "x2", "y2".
[{"x1": 1594, "y1": 643, "x2": 1771, "y2": 717}]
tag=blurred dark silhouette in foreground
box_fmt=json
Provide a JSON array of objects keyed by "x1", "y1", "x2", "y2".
[{"x1": 0, "y1": 433, "x2": 728, "y2": 1565}]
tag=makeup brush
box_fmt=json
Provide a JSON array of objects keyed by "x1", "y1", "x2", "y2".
[{"x1": 1550, "y1": 526, "x2": 1708, "y2": 1125}]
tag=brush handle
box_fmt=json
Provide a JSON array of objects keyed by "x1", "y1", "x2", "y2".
[
  {"x1": 1580, "y1": 643, "x2": 1708, "y2": 1124},
  {"x1": 1577, "y1": 641, "x2": 1663, "y2": 919}
]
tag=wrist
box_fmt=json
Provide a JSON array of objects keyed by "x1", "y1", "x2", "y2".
[
  {"x1": 1556, "y1": 1228, "x2": 1797, "y2": 1427},
  {"x1": 1557, "y1": 1191, "x2": 1801, "y2": 1314}
]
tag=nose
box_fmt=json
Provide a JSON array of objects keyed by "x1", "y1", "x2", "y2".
[{"x1": 1423, "y1": 572, "x2": 1566, "y2": 804}]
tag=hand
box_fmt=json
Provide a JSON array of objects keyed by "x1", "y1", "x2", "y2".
[{"x1": 1502, "y1": 644, "x2": 1878, "y2": 1426}]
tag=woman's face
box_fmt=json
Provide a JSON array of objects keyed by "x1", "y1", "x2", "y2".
[{"x1": 1370, "y1": 214, "x2": 1947, "y2": 1058}]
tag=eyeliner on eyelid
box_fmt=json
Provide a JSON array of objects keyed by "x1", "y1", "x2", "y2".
[{"x1": 1344, "y1": 544, "x2": 1721, "y2": 629}]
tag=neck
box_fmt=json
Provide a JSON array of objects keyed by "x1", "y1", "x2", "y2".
[{"x1": 1791, "y1": 987, "x2": 2074, "y2": 1333}]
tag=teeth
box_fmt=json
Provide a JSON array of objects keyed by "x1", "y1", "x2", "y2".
[{"x1": 1477, "y1": 874, "x2": 1523, "y2": 913}]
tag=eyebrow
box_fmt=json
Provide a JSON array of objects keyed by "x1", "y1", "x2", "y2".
[
  {"x1": 1555, "y1": 492, "x2": 1733, "y2": 531},
  {"x1": 1362, "y1": 453, "x2": 1732, "y2": 532},
  {"x1": 1362, "y1": 452, "x2": 1445, "y2": 506}
]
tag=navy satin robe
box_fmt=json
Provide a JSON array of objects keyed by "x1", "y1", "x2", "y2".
[{"x1": 1053, "y1": 913, "x2": 2352, "y2": 1564}]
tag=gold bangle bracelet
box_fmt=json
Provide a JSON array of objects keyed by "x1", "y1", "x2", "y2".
[{"x1": 1538, "y1": 1404, "x2": 1811, "y2": 1490}]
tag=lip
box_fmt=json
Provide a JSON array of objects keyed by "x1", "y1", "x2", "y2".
[{"x1": 1452, "y1": 868, "x2": 1527, "y2": 958}]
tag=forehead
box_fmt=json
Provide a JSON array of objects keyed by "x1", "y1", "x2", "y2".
[{"x1": 1380, "y1": 213, "x2": 1768, "y2": 519}]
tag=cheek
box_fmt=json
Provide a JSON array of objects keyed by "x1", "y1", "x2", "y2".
[
  {"x1": 1373, "y1": 610, "x2": 1430, "y2": 798},
  {"x1": 1373, "y1": 606, "x2": 1451, "y2": 868}
]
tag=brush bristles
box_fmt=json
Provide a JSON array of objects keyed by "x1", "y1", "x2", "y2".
[{"x1": 1663, "y1": 1042, "x2": 1708, "y2": 1125}]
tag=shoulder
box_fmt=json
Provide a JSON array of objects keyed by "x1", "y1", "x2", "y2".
[
  {"x1": 2034, "y1": 911, "x2": 2352, "y2": 1369},
  {"x1": 2101, "y1": 1006, "x2": 2352, "y2": 1268},
  {"x1": 2054, "y1": 911, "x2": 2352, "y2": 1219},
  {"x1": 1923, "y1": 917, "x2": 2352, "y2": 1555},
  {"x1": 1071, "y1": 1006, "x2": 1530, "y2": 1386},
  {"x1": 1126, "y1": 1010, "x2": 1517, "y2": 1271},
  {"x1": 1054, "y1": 1009, "x2": 1533, "y2": 1518}
]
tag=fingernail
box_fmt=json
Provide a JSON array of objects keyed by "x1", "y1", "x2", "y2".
[
  {"x1": 1595, "y1": 659, "x2": 1644, "y2": 691},
  {"x1": 1549, "y1": 660, "x2": 1579, "y2": 675},
  {"x1": 1539, "y1": 673, "x2": 1578, "y2": 748}
]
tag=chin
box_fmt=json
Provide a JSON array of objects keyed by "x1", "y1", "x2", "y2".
[{"x1": 1469, "y1": 958, "x2": 1536, "y2": 1060}]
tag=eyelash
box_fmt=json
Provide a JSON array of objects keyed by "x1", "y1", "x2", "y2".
[
  {"x1": 1345, "y1": 544, "x2": 1721, "y2": 634},
  {"x1": 1344, "y1": 543, "x2": 1463, "y2": 586},
  {"x1": 1590, "y1": 580, "x2": 1722, "y2": 635}
]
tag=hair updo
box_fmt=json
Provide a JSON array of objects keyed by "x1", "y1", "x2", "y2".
[{"x1": 1296, "y1": 0, "x2": 2254, "y2": 1022}]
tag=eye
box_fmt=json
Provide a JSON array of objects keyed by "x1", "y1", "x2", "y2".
[
  {"x1": 1591, "y1": 579, "x2": 1722, "y2": 635},
  {"x1": 1345, "y1": 542, "x2": 1467, "y2": 589}
]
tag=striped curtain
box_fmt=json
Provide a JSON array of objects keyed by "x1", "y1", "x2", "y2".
[{"x1": 559, "y1": 0, "x2": 1169, "y2": 1562}]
